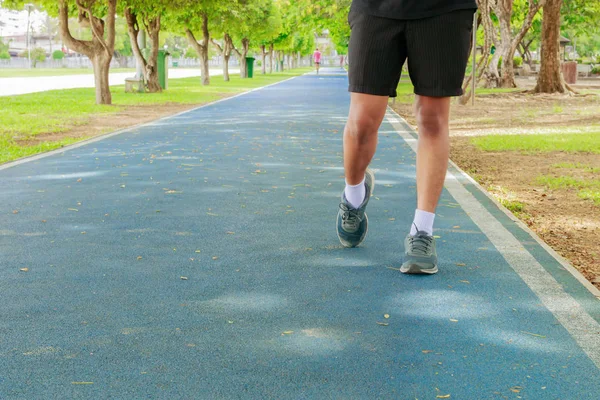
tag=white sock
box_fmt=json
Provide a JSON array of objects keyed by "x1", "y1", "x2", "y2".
[
  {"x1": 410, "y1": 209, "x2": 435, "y2": 236},
  {"x1": 344, "y1": 177, "x2": 366, "y2": 209}
]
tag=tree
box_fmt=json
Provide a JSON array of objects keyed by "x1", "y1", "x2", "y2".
[
  {"x1": 534, "y1": 0, "x2": 567, "y2": 93},
  {"x1": 52, "y1": 49, "x2": 65, "y2": 59},
  {"x1": 57, "y1": 0, "x2": 117, "y2": 104},
  {"x1": 210, "y1": 33, "x2": 234, "y2": 81},
  {"x1": 486, "y1": 0, "x2": 545, "y2": 88},
  {"x1": 122, "y1": 0, "x2": 167, "y2": 92}
]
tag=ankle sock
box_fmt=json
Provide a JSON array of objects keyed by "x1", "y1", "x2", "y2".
[
  {"x1": 344, "y1": 177, "x2": 366, "y2": 209},
  {"x1": 410, "y1": 209, "x2": 435, "y2": 236}
]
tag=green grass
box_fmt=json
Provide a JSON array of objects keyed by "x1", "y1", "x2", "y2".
[
  {"x1": 471, "y1": 132, "x2": 600, "y2": 153},
  {"x1": 498, "y1": 198, "x2": 526, "y2": 213},
  {"x1": 0, "y1": 67, "x2": 312, "y2": 164},
  {"x1": 393, "y1": 80, "x2": 519, "y2": 104},
  {"x1": 0, "y1": 68, "x2": 135, "y2": 78},
  {"x1": 551, "y1": 162, "x2": 600, "y2": 173},
  {"x1": 537, "y1": 175, "x2": 600, "y2": 206},
  {"x1": 579, "y1": 189, "x2": 600, "y2": 205}
]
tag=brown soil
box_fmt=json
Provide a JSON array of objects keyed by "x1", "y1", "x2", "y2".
[
  {"x1": 16, "y1": 103, "x2": 203, "y2": 147},
  {"x1": 392, "y1": 91, "x2": 600, "y2": 290}
]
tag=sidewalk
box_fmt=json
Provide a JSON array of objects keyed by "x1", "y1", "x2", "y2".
[
  {"x1": 0, "y1": 68, "x2": 239, "y2": 97},
  {"x1": 1, "y1": 67, "x2": 599, "y2": 398}
]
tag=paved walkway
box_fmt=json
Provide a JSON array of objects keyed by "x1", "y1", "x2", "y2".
[
  {"x1": 0, "y1": 68, "x2": 239, "y2": 97},
  {"x1": 1, "y1": 68, "x2": 599, "y2": 398}
]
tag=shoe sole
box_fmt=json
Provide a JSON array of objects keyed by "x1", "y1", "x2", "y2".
[
  {"x1": 336, "y1": 168, "x2": 375, "y2": 248},
  {"x1": 400, "y1": 261, "x2": 438, "y2": 275}
]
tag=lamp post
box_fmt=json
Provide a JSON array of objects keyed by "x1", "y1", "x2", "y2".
[{"x1": 24, "y1": 3, "x2": 34, "y2": 69}]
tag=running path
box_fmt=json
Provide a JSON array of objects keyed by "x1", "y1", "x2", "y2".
[
  {"x1": 1, "y1": 68, "x2": 599, "y2": 398},
  {"x1": 0, "y1": 68, "x2": 239, "y2": 97}
]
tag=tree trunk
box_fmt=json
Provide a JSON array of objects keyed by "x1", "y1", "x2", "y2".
[
  {"x1": 211, "y1": 34, "x2": 232, "y2": 81},
  {"x1": 269, "y1": 43, "x2": 273, "y2": 73},
  {"x1": 260, "y1": 45, "x2": 266, "y2": 74},
  {"x1": 125, "y1": 9, "x2": 161, "y2": 92},
  {"x1": 92, "y1": 53, "x2": 111, "y2": 104},
  {"x1": 498, "y1": 13, "x2": 516, "y2": 88},
  {"x1": 185, "y1": 13, "x2": 210, "y2": 86},
  {"x1": 534, "y1": 0, "x2": 567, "y2": 93},
  {"x1": 57, "y1": 0, "x2": 116, "y2": 105},
  {"x1": 240, "y1": 38, "x2": 249, "y2": 78}
]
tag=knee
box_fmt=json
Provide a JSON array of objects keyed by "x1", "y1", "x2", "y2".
[
  {"x1": 346, "y1": 114, "x2": 380, "y2": 143},
  {"x1": 415, "y1": 100, "x2": 449, "y2": 137}
]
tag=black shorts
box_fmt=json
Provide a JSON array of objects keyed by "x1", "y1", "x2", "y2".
[{"x1": 348, "y1": 9, "x2": 475, "y2": 98}]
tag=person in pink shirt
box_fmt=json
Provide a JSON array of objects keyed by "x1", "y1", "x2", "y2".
[{"x1": 313, "y1": 48, "x2": 322, "y2": 74}]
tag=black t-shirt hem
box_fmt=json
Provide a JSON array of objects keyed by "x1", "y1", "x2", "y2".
[{"x1": 350, "y1": 3, "x2": 477, "y2": 20}]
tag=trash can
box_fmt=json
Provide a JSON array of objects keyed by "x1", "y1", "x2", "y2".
[
  {"x1": 157, "y1": 50, "x2": 169, "y2": 89},
  {"x1": 245, "y1": 57, "x2": 255, "y2": 78},
  {"x1": 173, "y1": 61, "x2": 179, "y2": 68},
  {"x1": 280, "y1": 60, "x2": 284, "y2": 71}
]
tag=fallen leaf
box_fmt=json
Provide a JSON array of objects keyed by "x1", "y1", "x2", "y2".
[
  {"x1": 212, "y1": 256, "x2": 219, "y2": 260},
  {"x1": 521, "y1": 331, "x2": 546, "y2": 338},
  {"x1": 384, "y1": 314, "x2": 390, "y2": 319},
  {"x1": 450, "y1": 319, "x2": 459, "y2": 322},
  {"x1": 68, "y1": 208, "x2": 78, "y2": 212},
  {"x1": 19, "y1": 268, "x2": 29, "y2": 272},
  {"x1": 226, "y1": 231, "x2": 235, "y2": 235},
  {"x1": 510, "y1": 386, "x2": 523, "y2": 393},
  {"x1": 436, "y1": 395, "x2": 450, "y2": 399},
  {"x1": 376, "y1": 322, "x2": 389, "y2": 326},
  {"x1": 77, "y1": 178, "x2": 82, "y2": 182},
  {"x1": 72, "y1": 382, "x2": 93, "y2": 385},
  {"x1": 195, "y1": 250, "x2": 201, "y2": 253},
  {"x1": 460, "y1": 280, "x2": 470, "y2": 284},
  {"x1": 180, "y1": 276, "x2": 188, "y2": 280},
  {"x1": 422, "y1": 350, "x2": 433, "y2": 354},
  {"x1": 207, "y1": 212, "x2": 219, "y2": 216},
  {"x1": 137, "y1": 256, "x2": 142, "y2": 260},
  {"x1": 41, "y1": 220, "x2": 47, "y2": 223},
  {"x1": 455, "y1": 263, "x2": 466, "y2": 267},
  {"x1": 282, "y1": 331, "x2": 294, "y2": 334}
]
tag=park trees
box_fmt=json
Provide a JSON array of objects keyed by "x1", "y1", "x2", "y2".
[
  {"x1": 484, "y1": 0, "x2": 545, "y2": 88},
  {"x1": 534, "y1": 0, "x2": 567, "y2": 93},
  {"x1": 56, "y1": 0, "x2": 117, "y2": 104},
  {"x1": 122, "y1": 0, "x2": 167, "y2": 92}
]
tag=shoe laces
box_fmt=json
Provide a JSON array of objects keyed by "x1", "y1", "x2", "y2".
[
  {"x1": 409, "y1": 224, "x2": 433, "y2": 255},
  {"x1": 339, "y1": 203, "x2": 362, "y2": 230}
]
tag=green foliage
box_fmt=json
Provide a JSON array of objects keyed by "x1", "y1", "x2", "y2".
[
  {"x1": 513, "y1": 56, "x2": 523, "y2": 68},
  {"x1": 184, "y1": 47, "x2": 198, "y2": 59},
  {"x1": 0, "y1": 51, "x2": 10, "y2": 60},
  {"x1": 170, "y1": 51, "x2": 181, "y2": 59},
  {"x1": 52, "y1": 50, "x2": 65, "y2": 60},
  {"x1": 591, "y1": 66, "x2": 600, "y2": 75}
]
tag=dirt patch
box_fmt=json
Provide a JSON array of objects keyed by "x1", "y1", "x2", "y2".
[
  {"x1": 392, "y1": 90, "x2": 600, "y2": 290},
  {"x1": 450, "y1": 139, "x2": 600, "y2": 289},
  {"x1": 16, "y1": 103, "x2": 208, "y2": 147}
]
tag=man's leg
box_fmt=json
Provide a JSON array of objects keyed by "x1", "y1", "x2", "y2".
[
  {"x1": 400, "y1": 8, "x2": 474, "y2": 274},
  {"x1": 414, "y1": 95, "x2": 450, "y2": 214},
  {"x1": 336, "y1": 93, "x2": 388, "y2": 248},
  {"x1": 344, "y1": 93, "x2": 389, "y2": 186}
]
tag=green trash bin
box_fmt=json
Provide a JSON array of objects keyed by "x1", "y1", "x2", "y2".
[
  {"x1": 245, "y1": 57, "x2": 255, "y2": 78},
  {"x1": 157, "y1": 50, "x2": 169, "y2": 89}
]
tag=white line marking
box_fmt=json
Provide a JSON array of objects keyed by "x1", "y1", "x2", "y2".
[{"x1": 386, "y1": 108, "x2": 600, "y2": 369}]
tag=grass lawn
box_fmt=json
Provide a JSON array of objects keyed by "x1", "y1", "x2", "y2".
[
  {"x1": 393, "y1": 79, "x2": 519, "y2": 104},
  {"x1": 0, "y1": 68, "x2": 135, "y2": 78},
  {"x1": 0, "y1": 67, "x2": 312, "y2": 164},
  {"x1": 471, "y1": 132, "x2": 600, "y2": 153}
]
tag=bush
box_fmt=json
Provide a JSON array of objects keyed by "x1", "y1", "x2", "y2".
[
  {"x1": 170, "y1": 51, "x2": 181, "y2": 59},
  {"x1": 513, "y1": 56, "x2": 523, "y2": 68},
  {"x1": 0, "y1": 50, "x2": 10, "y2": 60},
  {"x1": 52, "y1": 50, "x2": 64, "y2": 60},
  {"x1": 184, "y1": 47, "x2": 198, "y2": 59},
  {"x1": 591, "y1": 66, "x2": 600, "y2": 75}
]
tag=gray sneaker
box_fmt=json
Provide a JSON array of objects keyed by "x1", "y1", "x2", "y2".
[
  {"x1": 400, "y1": 229, "x2": 438, "y2": 274},
  {"x1": 336, "y1": 169, "x2": 375, "y2": 248}
]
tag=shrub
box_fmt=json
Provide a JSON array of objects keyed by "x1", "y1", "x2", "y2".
[
  {"x1": 591, "y1": 66, "x2": 600, "y2": 75},
  {"x1": 0, "y1": 50, "x2": 10, "y2": 60},
  {"x1": 52, "y1": 50, "x2": 64, "y2": 60},
  {"x1": 170, "y1": 51, "x2": 181, "y2": 59},
  {"x1": 513, "y1": 56, "x2": 523, "y2": 68},
  {"x1": 184, "y1": 47, "x2": 198, "y2": 59}
]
